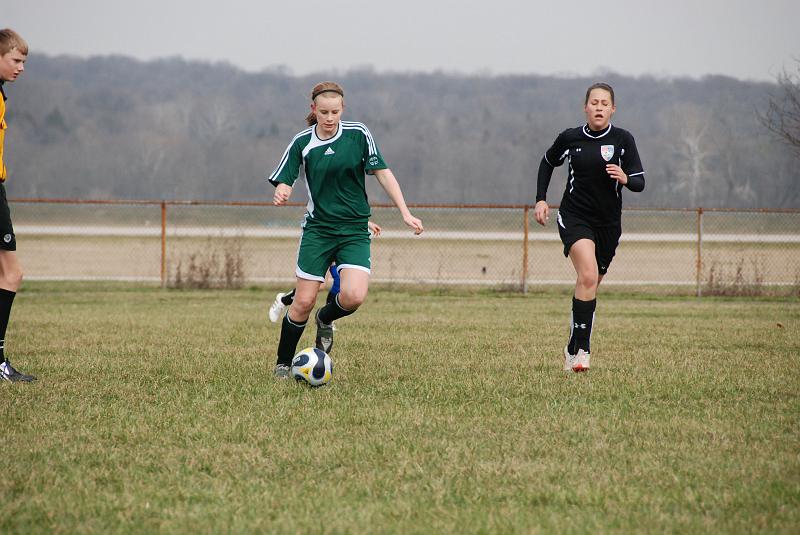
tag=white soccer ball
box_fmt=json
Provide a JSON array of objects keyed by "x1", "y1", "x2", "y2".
[{"x1": 291, "y1": 347, "x2": 333, "y2": 387}]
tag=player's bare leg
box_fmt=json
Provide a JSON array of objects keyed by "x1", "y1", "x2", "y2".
[
  {"x1": 274, "y1": 278, "x2": 321, "y2": 377},
  {"x1": 0, "y1": 250, "x2": 33, "y2": 382},
  {"x1": 314, "y1": 268, "x2": 368, "y2": 354}
]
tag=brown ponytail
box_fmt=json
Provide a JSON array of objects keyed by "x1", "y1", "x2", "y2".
[{"x1": 306, "y1": 81, "x2": 345, "y2": 126}]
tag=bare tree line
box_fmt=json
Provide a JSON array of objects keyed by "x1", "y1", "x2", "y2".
[
  {"x1": 3, "y1": 55, "x2": 798, "y2": 208},
  {"x1": 758, "y1": 62, "x2": 800, "y2": 156}
]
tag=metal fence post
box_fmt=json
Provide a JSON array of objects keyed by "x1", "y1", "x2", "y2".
[
  {"x1": 522, "y1": 206, "x2": 529, "y2": 294},
  {"x1": 696, "y1": 207, "x2": 704, "y2": 297},
  {"x1": 161, "y1": 200, "x2": 167, "y2": 288}
]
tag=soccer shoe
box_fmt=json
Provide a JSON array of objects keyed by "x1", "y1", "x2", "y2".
[
  {"x1": 564, "y1": 346, "x2": 590, "y2": 373},
  {"x1": 1, "y1": 360, "x2": 37, "y2": 382},
  {"x1": 273, "y1": 364, "x2": 291, "y2": 379},
  {"x1": 314, "y1": 310, "x2": 334, "y2": 354},
  {"x1": 268, "y1": 292, "x2": 288, "y2": 323},
  {"x1": 563, "y1": 346, "x2": 579, "y2": 372},
  {"x1": 564, "y1": 346, "x2": 591, "y2": 373},
  {"x1": 574, "y1": 349, "x2": 590, "y2": 372}
]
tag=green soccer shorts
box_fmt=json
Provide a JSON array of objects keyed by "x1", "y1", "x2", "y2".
[{"x1": 295, "y1": 224, "x2": 371, "y2": 282}]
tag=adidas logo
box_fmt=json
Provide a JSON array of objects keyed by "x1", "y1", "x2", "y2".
[{"x1": 324, "y1": 147, "x2": 335, "y2": 155}]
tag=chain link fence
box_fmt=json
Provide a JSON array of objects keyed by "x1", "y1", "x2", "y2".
[{"x1": 11, "y1": 199, "x2": 800, "y2": 296}]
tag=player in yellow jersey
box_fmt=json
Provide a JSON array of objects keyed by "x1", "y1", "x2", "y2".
[{"x1": 0, "y1": 29, "x2": 35, "y2": 382}]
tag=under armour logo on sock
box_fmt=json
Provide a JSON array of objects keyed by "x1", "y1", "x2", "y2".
[{"x1": 574, "y1": 323, "x2": 587, "y2": 329}]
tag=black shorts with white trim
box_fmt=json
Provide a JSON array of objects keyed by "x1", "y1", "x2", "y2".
[{"x1": 556, "y1": 209, "x2": 620, "y2": 275}]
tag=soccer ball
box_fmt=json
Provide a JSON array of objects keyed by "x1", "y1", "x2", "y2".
[{"x1": 291, "y1": 347, "x2": 333, "y2": 387}]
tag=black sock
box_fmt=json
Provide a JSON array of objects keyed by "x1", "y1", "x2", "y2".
[
  {"x1": 280, "y1": 289, "x2": 296, "y2": 306},
  {"x1": 568, "y1": 296, "x2": 596, "y2": 354},
  {"x1": 0, "y1": 289, "x2": 16, "y2": 363},
  {"x1": 276, "y1": 313, "x2": 306, "y2": 366},
  {"x1": 318, "y1": 295, "x2": 355, "y2": 325},
  {"x1": 326, "y1": 290, "x2": 336, "y2": 305}
]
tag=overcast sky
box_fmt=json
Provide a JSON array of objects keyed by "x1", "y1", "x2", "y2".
[{"x1": 5, "y1": 0, "x2": 799, "y2": 81}]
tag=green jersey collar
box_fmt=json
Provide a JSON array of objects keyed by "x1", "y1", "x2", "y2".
[{"x1": 303, "y1": 121, "x2": 343, "y2": 158}]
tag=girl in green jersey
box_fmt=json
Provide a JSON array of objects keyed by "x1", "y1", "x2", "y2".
[{"x1": 268, "y1": 81, "x2": 423, "y2": 378}]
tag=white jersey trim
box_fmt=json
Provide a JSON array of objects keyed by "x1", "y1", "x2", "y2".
[
  {"x1": 342, "y1": 121, "x2": 378, "y2": 156},
  {"x1": 304, "y1": 180, "x2": 315, "y2": 219},
  {"x1": 567, "y1": 156, "x2": 576, "y2": 194},
  {"x1": 295, "y1": 227, "x2": 326, "y2": 282},
  {"x1": 336, "y1": 263, "x2": 371, "y2": 275},
  {"x1": 302, "y1": 122, "x2": 344, "y2": 158},
  {"x1": 582, "y1": 123, "x2": 612, "y2": 139},
  {"x1": 268, "y1": 127, "x2": 313, "y2": 184},
  {"x1": 295, "y1": 266, "x2": 326, "y2": 282},
  {"x1": 543, "y1": 148, "x2": 569, "y2": 167}
]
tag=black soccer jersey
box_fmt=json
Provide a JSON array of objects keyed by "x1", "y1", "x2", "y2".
[{"x1": 537, "y1": 124, "x2": 644, "y2": 226}]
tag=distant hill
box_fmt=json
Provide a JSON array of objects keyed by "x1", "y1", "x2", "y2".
[{"x1": 2, "y1": 54, "x2": 797, "y2": 208}]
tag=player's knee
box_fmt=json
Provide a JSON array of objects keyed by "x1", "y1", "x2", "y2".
[
  {"x1": 576, "y1": 269, "x2": 598, "y2": 290},
  {"x1": 338, "y1": 287, "x2": 367, "y2": 310},
  {"x1": 1, "y1": 267, "x2": 23, "y2": 291},
  {"x1": 291, "y1": 293, "x2": 316, "y2": 315}
]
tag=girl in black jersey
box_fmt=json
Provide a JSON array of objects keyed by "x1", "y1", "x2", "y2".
[{"x1": 534, "y1": 82, "x2": 645, "y2": 372}]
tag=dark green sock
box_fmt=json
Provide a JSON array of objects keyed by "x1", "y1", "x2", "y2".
[{"x1": 276, "y1": 313, "x2": 306, "y2": 365}]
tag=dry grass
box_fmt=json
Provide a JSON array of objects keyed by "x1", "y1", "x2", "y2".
[
  {"x1": 2, "y1": 283, "x2": 799, "y2": 533},
  {"x1": 169, "y1": 236, "x2": 246, "y2": 289}
]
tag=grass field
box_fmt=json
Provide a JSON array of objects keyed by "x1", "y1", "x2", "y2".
[{"x1": 3, "y1": 283, "x2": 799, "y2": 534}]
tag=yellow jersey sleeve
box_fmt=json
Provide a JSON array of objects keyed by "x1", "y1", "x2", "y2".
[{"x1": 0, "y1": 97, "x2": 7, "y2": 182}]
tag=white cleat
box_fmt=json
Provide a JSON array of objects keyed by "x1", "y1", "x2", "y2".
[
  {"x1": 269, "y1": 292, "x2": 288, "y2": 323},
  {"x1": 564, "y1": 346, "x2": 578, "y2": 372},
  {"x1": 574, "y1": 349, "x2": 590, "y2": 372},
  {"x1": 564, "y1": 346, "x2": 590, "y2": 373}
]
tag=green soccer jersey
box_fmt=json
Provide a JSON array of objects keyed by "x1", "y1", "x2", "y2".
[{"x1": 268, "y1": 121, "x2": 387, "y2": 228}]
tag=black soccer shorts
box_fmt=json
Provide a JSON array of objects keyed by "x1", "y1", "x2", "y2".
[
  {"x1": 556, "y1": 209, "x2": 620, "y2": 275},
  {"x1": 0, "y1": 183, "x2": 17, "y2": 251}
]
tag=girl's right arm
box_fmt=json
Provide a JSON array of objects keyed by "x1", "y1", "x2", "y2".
[
  {"x1": 273, "y1": 183, "x2": 292, "y2": 206},
  {"x1": 534, "y1": 133, "x2": 566, "y2": 226}
]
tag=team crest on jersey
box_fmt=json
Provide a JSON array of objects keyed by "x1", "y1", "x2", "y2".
[
  {"x1": 3, "y1": 234, "x2": 11, "y2": 243},
  {"x1": 600, "y1": 145, "x2": 615, "y2": 162},
  {"x1": 368, "y1": 156, "x2": 379, "y2": 166}
]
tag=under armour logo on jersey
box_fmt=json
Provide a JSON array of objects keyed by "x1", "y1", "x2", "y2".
[{"x1": 324, "y1": 147, "x2": 335, "y2": 155}]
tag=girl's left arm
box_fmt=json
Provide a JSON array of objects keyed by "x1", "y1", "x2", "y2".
[{"x1": 373, "y1": 168, "x2": 424, "y2": 235}]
